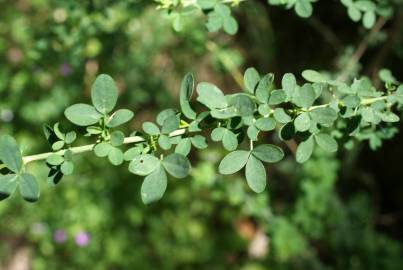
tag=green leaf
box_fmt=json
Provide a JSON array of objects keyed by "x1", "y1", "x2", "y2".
[
  {"x1": 229, "y1": 95, "x2": 255, "y2": 116},
  {"x1": 156, "y1": 109, "x2": 177, "y2": 126},
  {"x1": 197, "y1": 0, "x2": 216, "y2": 9},
  {"x1": 206, "y1": 12, "x2": 222, "y2": 32},
  {"x1": 141, "y1": 165, "x2": 167, "y2": 204},
  {"x1": 65, "y1": 131, "x2": 77, "y2": 144},
  {"x1": 293, "y1": 83, "x2": 316, "y2": 108},
  {"x1": 106, "y1": 109, "x2": 134, "y2": 128},
  {"x1": 64, "y1": 104, "x2": 102, "y2": 126},
  {"x1": 342, "y1": 95, "x2": 361, "y2": 108},
  {"x1": 315, "y1": 133, "x2": 338, "y2": 152},
  {"x1": 378, "y1": 69, "x2": 396, "y2": 84},
  {"x1": 269, "y1": 90, "x2": 287, "y2": 105},
  {"x1": 94, "y1": 142, "x2": 112, "y2": 157},
  {"x1": 0, "y1": 135, "x2": 23, "y2": 173},
  {"x1": 64, "y1": 149, "x2": 73, "y2": 161},
  {"x1": 129, "y1": 154, "x2": 160, "y2": 176},
  {"x1": 245, "y1": 155, "x2": 267, "y2": 193},
  {"x1": 196, "y1": 82, "x2": 227, "y2": 109},
  {"x1": 258, "y1": 104, "x2": 271, "y2": 116},
  {"x1": 296, "y1": 136, "x2": 314, "y2": 163},
  {"x1": 295, "y1": 0, "x2": 313, "y2": 18},
  {"x1": 219, "y1": 150, "x2": 250, "y2": 174},
  {"x1": 255, "y1": 74, "x2": 274, "y2": 103},
  {"x1": 142, "y1": 122, "x2": 160, "y2": 136},
  {"x1": 211, "y1": 127, "x2": 225, "y2": 141},
  {"x1": 310, "y1": 107, "x2": 337, "y2": 125},
  {"x1": 255, "y1": 117, "x2": 276, "y2": 131},
  {"x1": 161, "y1": 115, "x2": 180, "y2": 134},
  {"x1": 46, "y1": 154, "x2": 64, "y2": 166},
  {"x1": 363, "y1": 11, "x2": 375, "y2": 29},
  {"x1": 348, "y1": 6, "x2": 361, "y2": 21},
  {"x1": 244, "y1": 67, "x2": 260, "y2": 93},
  {"x1": 162, "y1": 153, "x2": 191, "y2": 179},
  {"x1": 381, "y1": 112, "x2": 400, "y2": 123},
  {"x1": 282, "y1": 73, "x2": 296, "y2": 99},
  {"x1": 110, "y1": 131, "x2": 125, "y2": 147},
  {"x1": 301, "y1": 70, "x2": 326, "y2": 83},
  {"x1": 108, "y1": 147, "x2": 124, "y2": 166},
  {"x1": 91, "y1": 74, "x2": 118, "y2": 114},
  {"x1": 180, "y1": 73, "x2": 197, "y2": 120},
  {"x1": 191, "y1": 135, "x2": 208, "y2": 149},
  {"x1": 61, "y1": 161, "x2": 74, "y2": 175},
  {"x1": 273, "y1": 108, "x2": 292, "y2": 123},
  {"x1": 0, "y1": 174, "x2": 18, "y2": 200},
  {"x1": 222, "y1": 129, "x2": 238, "y2": 151},
  {"x1": 252, "y1": 144, "x2": 284, "y2": 163},
  {"x1": 247, "y1": 125, "x2": 260, "y2": 141},
  {"x1": 175, "y1": 138, "x2": 192, "y2": 156},
  {"x1": 158, "y1": 135, "x2": 172, "y2": 150},
  {"x1": 124, "y1": 146, "x2": 143, "y2": 161},
  {"x1": 223, "y1": 16, "x2": 238, "y2": 35},
  {"x1": 211, "y1": 107, "x2": 238, "y2": 119},
  {"x1": 19, "y1": 173, "x2": 39, "y2": 202},
  {"x1": 294, "y1": 112, "x2": 311, "y2": 132}
]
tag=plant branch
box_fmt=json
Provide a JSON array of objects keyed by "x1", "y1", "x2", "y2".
[{"x1": 22, "y1": 129, "x2": 186, "y2": 165}]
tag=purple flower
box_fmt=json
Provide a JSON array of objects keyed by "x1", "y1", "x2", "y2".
[
  {"x1": 53, "y1": 229, "x2": 67, "y2": 243},
  {"x1": 59, "y1": 63, "x2": 71, "y2": 76},
  {"x1": 75, "y1": 231, "x2": 90, "y2": 247}
]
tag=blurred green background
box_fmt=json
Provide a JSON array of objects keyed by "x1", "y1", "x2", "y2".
[{"x1": 1, "y1": 0, "x2": 402, "y2": 269}]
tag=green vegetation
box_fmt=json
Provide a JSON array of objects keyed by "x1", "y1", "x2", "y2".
[{"x1": 0, "y1": 0, "x2": 402, "y2": 269}]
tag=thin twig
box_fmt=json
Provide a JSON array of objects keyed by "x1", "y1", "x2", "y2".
[{"x1": 337, "y1": 17, "x2": 387, "y2": 82}]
